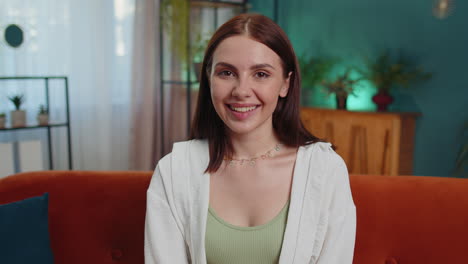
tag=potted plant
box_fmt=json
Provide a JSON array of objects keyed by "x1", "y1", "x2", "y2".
[
  {"x1": 8, "y1": 94, "x2": 26, "y2": 127},
  {"x1": 161, "y1": 0, "x2": 189, "y2": 63},
  {"x1": 161, "y1": 0, "x2": 212, "y2": 81},
  {"x1": 0, "y1": 112, "x2": 6, "y2": 129},
  {"x1": 299, "y1": 55, "x2": 338, "y2": 105},
  {"x1": 361, "y1": 50, "x2": 433, "y2": 111},
  {"x1": 322, "y1": 68, "x2": 364, "y2": 110},
  {"x1": 37, "y1": 104, "x2": 49, "y2": 126}
]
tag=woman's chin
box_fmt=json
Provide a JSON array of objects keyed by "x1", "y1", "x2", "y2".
[
  {"x1": 225, "y1": 123, "x2": 255, "y2": 136},
  {"x1": 224, "y1": 119, "x2": 273, "y2": 137}
]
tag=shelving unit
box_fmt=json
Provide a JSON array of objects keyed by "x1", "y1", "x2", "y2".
[{"x1": 0, "y1": 76, "x2": 73, "y2": 171}]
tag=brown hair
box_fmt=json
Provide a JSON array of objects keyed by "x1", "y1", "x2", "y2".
[{"x1": 190, "y1": 13, "x2": 324, "y2": 172}]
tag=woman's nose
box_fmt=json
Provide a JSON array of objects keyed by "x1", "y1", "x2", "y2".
[{"x1": 231, "y1": 77, "x2": 252, "y2": 98}]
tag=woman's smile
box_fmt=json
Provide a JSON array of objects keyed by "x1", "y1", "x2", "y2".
[{"x1": 226, "y1": 103, "x2": 261, "y2": 120}]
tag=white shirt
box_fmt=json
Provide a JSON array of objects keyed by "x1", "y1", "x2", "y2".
[{"x1": 145, "y1": 139, "x2": 356, "y2": 263}]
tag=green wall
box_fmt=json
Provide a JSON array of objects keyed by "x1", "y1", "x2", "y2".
[{"x1": 250, "y1": 0, "x2": 468, "y2": 177}]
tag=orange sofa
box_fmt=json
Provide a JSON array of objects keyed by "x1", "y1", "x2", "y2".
[{"x1": 1, "y1": 171, "x2": 467, "y2": 264}]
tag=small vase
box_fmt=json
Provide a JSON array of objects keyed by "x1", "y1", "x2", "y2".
[
  {"x1": 37, "y1": 114, "x2": 49, "y2": 126},
  {"x1": 372, "y1": 91, "x2": 394, "y2": 112},
  {"x1": 0, "y1": 116, "x2": 6, "y2": 129},
  {"x1": 335, "y1": 94, "x2": 348, "y2": 110},
  {"x1": 11, "y1": 110, "x2": 26, "y2": 127}
]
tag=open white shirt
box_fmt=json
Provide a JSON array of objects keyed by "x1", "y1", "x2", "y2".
[{"x1": 145, "y1": 139, "x2": 356, "y2": 263}]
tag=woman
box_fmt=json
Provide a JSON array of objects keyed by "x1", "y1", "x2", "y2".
[{"x1": 145, "y1": 13, "x2": 356, "y2": 264}]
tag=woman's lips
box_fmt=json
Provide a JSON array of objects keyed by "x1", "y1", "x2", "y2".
[{"x1": 226, "y1": 104, "x2": 260, "y2": 120}]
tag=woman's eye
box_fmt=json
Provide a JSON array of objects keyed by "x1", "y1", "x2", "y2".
[
  {"x1": 255, "y1": 72, "x2": 270, "y2": 78},
  {"x1": 218, "y1": 70, "x2": 234, "y2": 77}
]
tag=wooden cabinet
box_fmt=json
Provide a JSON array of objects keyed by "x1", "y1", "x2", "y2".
[{"x1": 300, "y1": 107, "x2": 419, "y2": 176}]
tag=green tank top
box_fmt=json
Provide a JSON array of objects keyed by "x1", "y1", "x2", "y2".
[{"x1": 205, "y1": 200, "x2": 290, "y2": 264}]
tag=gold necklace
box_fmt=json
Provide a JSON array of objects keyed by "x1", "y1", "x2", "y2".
[{"x1": 224, "y1": 144, "x2": 282, "y2": 166}]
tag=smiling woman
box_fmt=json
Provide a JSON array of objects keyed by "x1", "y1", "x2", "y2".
[{"x1": 145, "y1": 13, "x2": 356, "y2": 264}]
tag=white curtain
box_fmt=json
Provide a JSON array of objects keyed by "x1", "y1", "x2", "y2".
[{"x1": 0, "y1": 0, "x2": 136, "y2": 170}]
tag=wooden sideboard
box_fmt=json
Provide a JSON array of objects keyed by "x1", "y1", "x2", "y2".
[{"x1": 300, "y1": 107, "x2": 420, "y2": 176}]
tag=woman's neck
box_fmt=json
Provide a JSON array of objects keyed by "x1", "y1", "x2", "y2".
[{"x1": 228, "y1": 128, "x2": 280, "y2": 159}]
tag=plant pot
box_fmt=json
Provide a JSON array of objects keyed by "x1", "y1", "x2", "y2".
[
  {"x1": 11, "y1": 110, "x2": 26, "y2": 127},
  {"x1": 37, "y1": 114, "x2": 49, "y2": 126},
  {"x1": 335, "y1": 94, "x2": 348, "y2": 110},
  {"x1": 372, "y1": 91, "x2": 394, "y2": 112},
  {"x1": 0, "y1": 116, "x2": 6, "y2": 129}
]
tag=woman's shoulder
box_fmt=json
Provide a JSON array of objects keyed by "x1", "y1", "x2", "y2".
[
  {"x1": 299, "y1": 141, "x2": 346, "y2": 170},
  {"x1": 156, "y1": 139, "x2": 209, "y2": 173},
  {"x1": 299, "y1": 141, "x2": 351, "y2": 201},
  {"x1": 173, "y1": 139, "x2": 208, "y2": 151},
  {"x1": 158, "y1": 139, "x2": 208, "y2": 162},
  {"x1": 300, "y1": 141, "x2": 336, "y2": 157}
]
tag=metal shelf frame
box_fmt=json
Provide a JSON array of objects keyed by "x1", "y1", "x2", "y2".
[{"x1": 0, "y1": 76, "x2": 73, "y2": 170}]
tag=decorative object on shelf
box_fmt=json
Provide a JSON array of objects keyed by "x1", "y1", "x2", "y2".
[
  {"x1": 0, "y1": 112, "x2": 6, "y2": 129},
  {"x1": 37, "y1": 105, "x2": 49, "y2": 126},
  {"x1": 322, "y1": 68, "x2": 364, "y2": 110},
  {"x1": 372, "y1": 91, "x2": 394, "y2": 112},
  {"x1": 8, "y1": 94, "x2": 26, "y2": 127},
  {"x1": 360, "y1": 50, "x2": 433, "y2": 112},
  {"x1": 298, "y1": 55, "x2": 338, "y2": 105},
  {"x1": 433, "y1": 0, "x2": 454, "y2": 19},
  {"x1": 4, "y1": 24, "x2": 24, "y2": 48}
]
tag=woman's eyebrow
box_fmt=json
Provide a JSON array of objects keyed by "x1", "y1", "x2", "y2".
[
  {"x1": 214, "y1": 62, "x2": 237, "y2": 69},
  {"x1": 214, "y1": 62, "x2": 275, "y2": 70},
  {"x1": 250, "y1": 63, "x2": 275, "y2": 70}
]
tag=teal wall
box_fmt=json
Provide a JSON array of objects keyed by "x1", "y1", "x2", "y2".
[{"x1": 250, "y1": 0, "x2": 468, "y2": 177}]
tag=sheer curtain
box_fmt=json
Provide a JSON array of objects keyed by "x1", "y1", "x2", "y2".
[{"x1": 0, "y1": 0, "x2": 135, "y2": 170}]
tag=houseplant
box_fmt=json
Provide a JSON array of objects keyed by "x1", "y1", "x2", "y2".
[
  {"x1": 37, "y1": 104, "x2": 49, "y2": 126},
  {"x1": 298, "y1": 55, "x2": 338, "y2": 105},
  {"x1": 8, "y1": 94, "x2": 26, "y2": 127},
  {"x1": 361, "y1": 50, "x2": 433, "y2": 111},
  {"x1": 322, "y1": 68, "x2": 364, "y2": 110},
  {"x1": 0, "y1": 112, "x2": 6, "y2": 129},
  {"x1": 162, "y1": 0, "x2": 216, "y2": 82},
  {"x1": 161, "y1": 0, "x2": 189, "y2": 63}
]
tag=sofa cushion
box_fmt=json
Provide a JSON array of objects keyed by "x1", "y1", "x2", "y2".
[{"x1": 0, "y1": 193, "x2": 53, "y2": 264}]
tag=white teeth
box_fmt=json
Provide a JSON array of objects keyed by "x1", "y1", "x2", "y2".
[{"x1": 229, "y1": 105, "x2": 258, "y2": 112}]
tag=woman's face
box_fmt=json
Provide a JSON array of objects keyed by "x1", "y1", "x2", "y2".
[{"x1": 209, "y1": 35, "x2": 290, "y2": 136}]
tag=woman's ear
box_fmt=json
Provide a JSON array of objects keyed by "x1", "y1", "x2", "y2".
[{"x1": 279, "y1": 71, "x2": 293, "y2": 98}]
